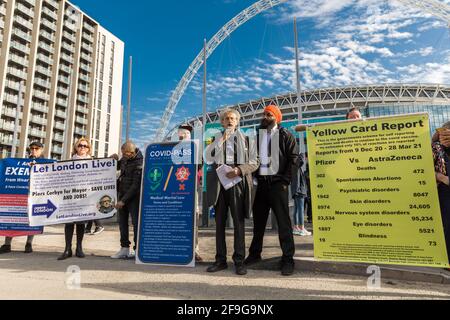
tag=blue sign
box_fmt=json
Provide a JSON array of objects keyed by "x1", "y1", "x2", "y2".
[
  {"x1": 0, "y1": 158, "x2": 54, "y2": 236},
  {"x1": 137, "y1": 142, "x2": 197, "y2": 266}
]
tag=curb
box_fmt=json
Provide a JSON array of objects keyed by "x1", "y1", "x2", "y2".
[{"x1": 246, "y1": 257, "x2": 450, "y2": 285}]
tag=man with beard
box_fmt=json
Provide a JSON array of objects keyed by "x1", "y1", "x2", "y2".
[
  {"x1": 245, "y1": 105, "x2": 299, "y2": 276},
  {"x1": 111, "y1": 141, "x2": 144, "y2": 260}
]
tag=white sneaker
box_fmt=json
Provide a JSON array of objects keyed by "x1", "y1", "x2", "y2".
[
  {"x1": 299, "y1": 229, "x2": 312, "y2": 236},
  {"x1": 111, "y1": 247, "x2": 130, "y2": 259},
  {"x1": 127, "y1": 249, "x2": 136, "y2": 259}
]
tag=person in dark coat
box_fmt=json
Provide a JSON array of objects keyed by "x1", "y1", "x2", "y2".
[
  {"x1": 111, "y1": 141, "x2": 144, "y2": 260},
  {"x1": 245, "y1": 105, "x2": 299, "y2": 276},
  {"x1": 291, "y1": 153, "x2": 311, "y2": 237},
  {"x1": 0, "y1": 141, "x2": 47, "y2": 255},
  {"x1": 205, "y1": 109, "x2": 259, "y2": 276},
  {"x1": 432, "y1": 123, "x2": 450, "y2": 268}
]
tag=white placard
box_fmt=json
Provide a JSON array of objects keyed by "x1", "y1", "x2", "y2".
[{"x1": 28, "y1": 159, "x2": 117, "y2": 226}]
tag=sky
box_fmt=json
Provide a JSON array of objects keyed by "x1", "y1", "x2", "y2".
[{"x1": 70, "y1": 0, "x2": 450, "y2": 147}]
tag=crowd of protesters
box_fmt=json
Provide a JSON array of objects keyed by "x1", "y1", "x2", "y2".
[{"x1": 0, "y1": 105, "x2": 448, "y2": 275}]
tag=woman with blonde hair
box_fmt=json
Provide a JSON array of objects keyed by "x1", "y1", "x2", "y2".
[{"x1": 58, "y1": 138, "x2": 92, "y2": 260}]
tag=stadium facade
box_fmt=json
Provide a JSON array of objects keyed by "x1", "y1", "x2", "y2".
[{"x1": 171, "y1": 84, "x2": 450, "y2": 140}]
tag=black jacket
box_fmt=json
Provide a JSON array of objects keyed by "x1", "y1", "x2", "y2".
[
  {"x1": 256, "y1": 126, "x2": 299, "y2": 184},
  {"x1": 118, "y1": 149, "x2": 144, "y2": 204}
]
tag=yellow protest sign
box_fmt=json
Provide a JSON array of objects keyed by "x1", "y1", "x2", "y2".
[{"x1": 307, "y1": 113, "x2": 449, "y2": 268}]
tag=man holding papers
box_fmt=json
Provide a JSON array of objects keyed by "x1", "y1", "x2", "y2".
[{"x1": 205, "y1": 109, "x2": 259, "y2": 276}]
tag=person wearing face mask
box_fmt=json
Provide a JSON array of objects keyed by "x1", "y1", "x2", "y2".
[
  {"x1": 0, "y1": 142, "x2": 48, "y2": 255},
  {"x1": 58, "y1": 138, "x2": 92, "y2": 261},
  {"x1": 432, "y1": 123, "x2": 450, "y2": 268},
  {"x1": 204, "y1": 109, "x2": 259, "y2": 276},
  {"x1": 245, "y1": 105, "x2": 299, "y2": 276},
  {"x1": 111, "y1": 141, "x2": 144, "y2": 260}
]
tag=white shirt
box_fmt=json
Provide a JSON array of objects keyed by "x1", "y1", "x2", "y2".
[{"x1": 259, "y1": 124, "x2": 278, "y2": 176}]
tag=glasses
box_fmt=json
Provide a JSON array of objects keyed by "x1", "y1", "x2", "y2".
[
  {"x1": 78, "y1": 144, "x2": 89, "y2": 149},
  {"x1": 30, "y1": 147, "x2": 41, "y2": 151}
]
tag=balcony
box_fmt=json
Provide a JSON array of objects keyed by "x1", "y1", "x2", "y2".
[
  {"x1": 53, "y1": 134, "x2": 64, "y2": 142},
  {"x1": 60, "y1": 53, "x2": 74, "y2": 64},
  {"x1": 35, "y1": 78, "x2": 51, "y2": 89},
  {"x1": 79, "y1": 63, "x2": 90, "y2": 73},
  {"x1": 33, "y1": 90, "x2": 50, "y2": 101},
  {"x1": 61, "y1": 41, "x2": 74, "y2": 52},
  {"x1": 54, "y1": 122, "x2": 65, "y2": 130},
  {"x1": 57, "y1": 86, "x2": 69, "y2": 96},
  {"x1": 12, "y1": 28, "x2": 32, "y2": 42},
  {"x1": 10, "y1": 41, "x2": 31, "y2": 54},
  {"x1": 55, "y1": 110, "x2": 67, "y2": 119},
  {"x1": 80, "y1": 52, "x2": 91, "y2": 62},
  {"x1": 76, "y1": 116, "x2": 88, "y2": 125},
  {"x1": 0, "y1": 136, "x2": 14, "y2": 145},
  {"x1": 77, "y1": 94, "x2": 88, "y2": 103},
  {"x1": 4, "y1": 94, "x2": 18, "y2": 104},
  {"x1": 32, "y1": 103, "x2": 49, "y2": 113},
  {"x1": 82, "y1": 42, "x2": 93, "y2": 53},
  {"x1": 62, "y1": 31, "x2": 76, "y2": 43},
  {"x1": 56, "y1": 97, "x2": 68, "y2": 107},
  {"x1": 52, "y1": 145, "x2": 63, "y2": 154},
  {"x1": 82, "y1": 32, "x2": 94, "y2": 42},
  {"x1": 39, "y1": 42, "x2": 54, "y2": 54},
  {"x1": 58, "y1": 75, "x2": 70, "y2": 85},
  {"x1": 30, "y1": 116, "x2": 47, "y2": 125},
  {"x1": 74, "y1": 127, "x2": 87, "y2": 136},
  {"x1": 35, "y1": 65, "x2": 52, "y2": 77},
  {"x1": 39, "y1": 30, "x2": 55, "y2": 42},
  {"x1": 7, "y1": 67, "x2": 27, "y2": 80},
  {"x1": 42, "y1": 6, "x2": 57, "y2": 20},
  {"x1": 2, "y1": 108, "x2": 22, "y2": 118},
  {"x1": 15, "y1": 3, "x2": 34, "y2": 19},
  {"x1": 78, "y1": 84, "x2": 89, "y2": 93},
  {"x1": 14, "y1": 16, "x2": 33, "y2": 30},
  {"x1": 45, "y1": 0, "x2": 59, "y2": 10},
  {"x1": 37, "y1": 53, "x2": 53, "y2": 65},
  {"x1": 83, "y1": 23, "x2": 95, "y2": 33},
  {"x1": 41, "y1": 18, "x2": 56, "y2": 32},
  {"x1": 10, "y1": 53, "x2": 29, "y2": 67},
  {"x1": 77, "y1": 105, "x2": 89, "y2": 114},
  {"x1": 0, "y1": 120, "x2": 19, "y2": 132},
  {"x1": 79, "y1": 74, "x2": 90, "y2": 83},
  {"x1": 29, "y1": 129, "x2": 46, "y2": 139},
  {"x1": 5, "y1": 80, "x2": 21, "y2": 91}
]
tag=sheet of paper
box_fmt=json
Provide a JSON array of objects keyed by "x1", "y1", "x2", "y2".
[{"x1": 216, "y1": 165, "x2": 242, "y2": 191}]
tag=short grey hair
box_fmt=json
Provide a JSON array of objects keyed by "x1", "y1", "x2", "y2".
[
  {"x1": 442, "y1": 121, "x2": 450, "y2": 129},
  {"x1": 219, "y1": 109, "x2": 241, "y2": 123}
]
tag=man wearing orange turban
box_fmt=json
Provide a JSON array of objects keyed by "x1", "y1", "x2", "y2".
[{"x1": 245, "y1": 105, "x2": 299, "y2": 276}]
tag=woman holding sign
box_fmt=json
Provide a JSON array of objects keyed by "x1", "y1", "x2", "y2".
[
  {"x1": 433, "y1": 124, "x2": 450, "y2": 267},
  {"x1": 58, "y1": 138, "x2": 92, "y2": 261}
]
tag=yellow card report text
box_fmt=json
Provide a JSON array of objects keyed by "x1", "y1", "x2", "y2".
[{"x1": 307, "y1": 113, "x2": 449, "y2": 268}]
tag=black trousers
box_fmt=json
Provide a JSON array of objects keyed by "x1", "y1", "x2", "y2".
[
  {"x1": 214, "y1": 182, "x2": 246, "y2": 265},
  {"x1": 249, "y1": 179, "x2": 295, "y2": 264},
  {"x1": 119, "y1": 198, "x2": 139, "y2": 250},
  {"x1": 64, "y1": 223, "x2": 85, "y2": 249}
]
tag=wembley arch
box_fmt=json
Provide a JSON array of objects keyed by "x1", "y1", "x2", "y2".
[{"x1": 153, "y1": 0, "x2": 450, "y2": 142}]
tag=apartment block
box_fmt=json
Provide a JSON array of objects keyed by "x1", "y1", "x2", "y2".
[{"x1": 0, "y1": 0, "x2": 124, "y2": 160}]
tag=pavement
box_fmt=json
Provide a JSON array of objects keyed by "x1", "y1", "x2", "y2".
[
  {"x1": 0, "y1": 224, "x2": 449, "y2": 300},
  {"x1": 1, "y1": 223, "x2": 449, "y2": 286}
]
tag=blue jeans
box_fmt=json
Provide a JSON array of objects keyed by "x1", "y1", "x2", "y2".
[{"x1": 293, "y1": 197, "x2": 305, "y2": 226}]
